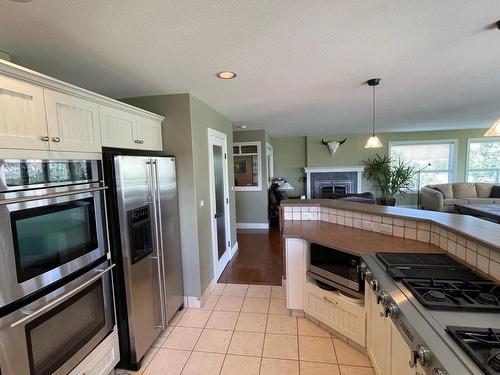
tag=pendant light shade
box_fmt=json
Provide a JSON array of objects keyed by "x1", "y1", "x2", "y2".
[
  {"x1": 484, "y1": 118, "x2": 500, "y2": 137},
  {"x1": 364, "y1": 78, "x2": 383, "y2": 149},
  {"x1": 365, "y1": 135, "x2": 383, "y2": 148}
]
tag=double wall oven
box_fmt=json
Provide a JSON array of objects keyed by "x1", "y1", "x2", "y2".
[{"x1": 0, "y1": 158, "x2": 115, "y2": 375}]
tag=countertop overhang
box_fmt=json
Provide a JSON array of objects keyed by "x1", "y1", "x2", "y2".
[
  {"x1": 282, "y1": 220, "x2": 443, "y2": 256},
  {"x1": 281, "y1": 199, "x2": 500, "y2": 251}
]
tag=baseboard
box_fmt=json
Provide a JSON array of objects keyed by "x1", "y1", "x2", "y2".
[
  {"x1": 236, "y1": 222, "x2": 269, "y2": 229},
  {"x1": 231, "y1": 241, "x2": 239, "y2": 257}
]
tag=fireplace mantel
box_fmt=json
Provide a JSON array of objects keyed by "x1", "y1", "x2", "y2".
[{"x1": 304, "y1": 166, "x2": 365, "y2": 199}]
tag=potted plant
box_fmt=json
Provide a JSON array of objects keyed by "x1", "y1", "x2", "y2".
[{"x1": 362, "y1": 154, "x2": 415, "y2": 206}]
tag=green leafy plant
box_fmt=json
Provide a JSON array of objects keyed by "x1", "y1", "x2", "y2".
[{"x1": 362, "y1": 154, "x2": 415, "y2": 205}]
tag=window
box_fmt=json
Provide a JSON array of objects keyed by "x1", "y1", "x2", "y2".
[
  {"x1": 389, "y1": 140, "x2": 457, "y2": 189},
  {"x1": 466, "y1": 138, "x2": 500, "y2": 183},
  {"x1": 233, "y1": 141, "x2": 261, "y2": 191}
]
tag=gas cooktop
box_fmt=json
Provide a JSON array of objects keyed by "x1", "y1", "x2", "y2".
[
  {"x1": 403, "y1": 279, "x2": 500, "y2": 311},
  {"x1": 447, "y1": 327, "x2": 500, "y2": 375}
]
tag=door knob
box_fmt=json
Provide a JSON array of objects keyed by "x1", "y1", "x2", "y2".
[{"x1": 52, "y1": 136, "x2": 61, "y2": 143}]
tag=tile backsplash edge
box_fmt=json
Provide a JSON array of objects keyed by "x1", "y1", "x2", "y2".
[{"x1": 283, "y1": 205, "x2": 500, "y2": 282}]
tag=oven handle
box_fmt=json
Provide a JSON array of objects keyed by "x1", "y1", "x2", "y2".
[
  {"x1": 0, "y1": 186, "x2": 108, "y2": 206},
  {"x1": 10, "y1": 264, "x2": 115, "y2": 328}
]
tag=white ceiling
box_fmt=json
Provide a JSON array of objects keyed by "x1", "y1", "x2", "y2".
[{"x1": 1, "y1": 0, "x2": 499, "y2": 137}]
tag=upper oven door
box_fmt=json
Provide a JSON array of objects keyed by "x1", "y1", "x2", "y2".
[{"x1": 0, "y1": 184, "x2": 108, "y2": 309}]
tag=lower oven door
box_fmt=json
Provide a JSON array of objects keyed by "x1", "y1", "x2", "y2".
[{"x1": 0, "y1": 260, "x2": 115, "y2": 375}]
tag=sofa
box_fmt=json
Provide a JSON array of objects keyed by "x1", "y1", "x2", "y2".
[{"x1": 420, "y1": 183, "x2": 500, "y2": 212}]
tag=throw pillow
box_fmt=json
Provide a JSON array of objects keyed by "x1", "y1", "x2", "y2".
[
  {"x1": 490, "y1": 185, "x2": 500, "y2": 198},
  {"x1": 453, "y1": 183, "x2": 477, "y2": 199},
  {"x1": 431, "y1": 184, "x2": 453, "y2": 199}
]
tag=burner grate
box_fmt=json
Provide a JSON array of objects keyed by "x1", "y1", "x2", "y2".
[
  {"x1": 403, "y1": 279, "x2": 500, "y2": 311},
  {"x1": 447, "y1": 326, "x2": 500, "y2": 375}
]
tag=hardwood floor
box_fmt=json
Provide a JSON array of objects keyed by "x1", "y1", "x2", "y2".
[{"x1": 218, "y1": 226, "x2": 283, "y2": 286}]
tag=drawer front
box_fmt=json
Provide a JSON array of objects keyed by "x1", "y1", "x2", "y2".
[{"x1": 304, "y1": 282, "x2": 366, "y2": 347}]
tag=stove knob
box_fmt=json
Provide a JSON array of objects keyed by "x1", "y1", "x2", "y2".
[
  {"x1": 369, "y1": 279, "x2": 379, "y2": 292},
  {"x1": 364, "y1": 269, "x2": 373, "y2": 282},
  {"x1": 384, "y1": 303, "x2": 399, "y2": 318},
  {"x1": 377, "y1": 291, "x2": 390, "y2": 305},
  {"x1": 412, "y1": 345, "x2": 432, "y2": 366},
  {"x1": 359, "y1": 262, "x2": 368, "y2": 278},
  {"x1": 431, "y1": 369, "x2": 448, "y2": 375}
]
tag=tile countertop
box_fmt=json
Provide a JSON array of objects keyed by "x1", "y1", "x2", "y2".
[
  {"x1": 282, "y1": 220, "x2": 443, "y2": 256},
  {"x1": 281, "y1": 199, "x2": 500, "y2": 251}
]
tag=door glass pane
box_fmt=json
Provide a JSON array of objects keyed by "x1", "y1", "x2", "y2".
[
  {"x1": 213, "y1": 145, "x2": 226, "y2": 260},
  {"x1": 11, "y1": 198, "x2": 98, "y2": 282},
  {"x1": 241, "y1": 145, "x2": 258, "y2": 154},
  {"x1": 27, "y1": 280, "x2": 106, "y2": 375}
]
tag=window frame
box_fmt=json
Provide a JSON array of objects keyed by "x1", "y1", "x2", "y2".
[
  {"x1": 388, "y1": 139, "x2": 458, "y2": 190},
  {"x1": 233, "y1": 141, "x2": 262, "y2": 191},
  {"x1": 465, "y1": 137, "x2": 500, "y2": 183}
]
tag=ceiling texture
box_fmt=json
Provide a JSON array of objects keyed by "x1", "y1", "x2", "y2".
[{"x1": 1, "y1": 0, "x2": 499, "y2": 137}]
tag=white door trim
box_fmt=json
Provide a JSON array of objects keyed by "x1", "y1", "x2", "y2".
[
  {"x1": 266, "y1": 142, "x2": 274, "y2": 188},
  {"x1": 207, "y1": 128, "x2": 232, "y2": 280}
]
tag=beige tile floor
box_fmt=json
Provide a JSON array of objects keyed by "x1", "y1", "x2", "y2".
[{"x1": 116, "y1": 283, "x2": 374, "y2": 375}]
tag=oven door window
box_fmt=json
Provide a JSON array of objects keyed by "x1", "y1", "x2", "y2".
[
  {"x1": 11, "y1": 198, "x2": 98, "y2": 282},
  {"x1": 25, "y1": 279, "x2": 107, "y2": 375}
]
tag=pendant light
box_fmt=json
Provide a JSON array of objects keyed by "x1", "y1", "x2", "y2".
[
  {"x1": 484, "y1": 117, "x2": 500, "y2": 137},
  {"x1": 365, "y1": 78, "x2": 383, "y2": 148}
]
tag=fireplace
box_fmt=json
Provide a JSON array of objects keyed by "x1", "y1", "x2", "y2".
[{"x1": 304, "y1": 167, "x2": 364, "y2": 199}]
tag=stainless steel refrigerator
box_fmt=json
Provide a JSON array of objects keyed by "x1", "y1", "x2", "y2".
[{"x1": 103, "y1": 149, "x2": 183, "y2": 370}]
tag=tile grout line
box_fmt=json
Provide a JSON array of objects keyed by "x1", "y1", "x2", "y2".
[{"x1": 217, "y1": 283, "x2": 247, "y2": 375}]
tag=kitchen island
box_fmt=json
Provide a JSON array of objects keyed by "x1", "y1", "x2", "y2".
[{"x1": 280, "y1": 199, "x2": 500, "y2": 375}]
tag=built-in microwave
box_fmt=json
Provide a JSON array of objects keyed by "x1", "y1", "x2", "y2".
[
  {"x1": 309, "y1": 242, "x2": 364, "y2": 294},
  {"x1": 0, "y1": 159, "x2": 108, "y2": 311}
]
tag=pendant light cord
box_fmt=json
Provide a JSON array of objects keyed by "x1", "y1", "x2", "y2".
[{"x1": 372, "y1": 85, "x2": 376, "y2": 136}]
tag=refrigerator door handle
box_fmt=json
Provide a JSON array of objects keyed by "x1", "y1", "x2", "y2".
[
  {"x1": 153, "y1": 158, "x2": 169, "y2": 326},
  {"x1": 147, "y1": 159, "x2": 166, "y2": 331}
]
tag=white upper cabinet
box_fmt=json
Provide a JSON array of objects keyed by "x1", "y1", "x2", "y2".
[
  {"x1": 0, "y1": 60, "x2": 164, "y2": 154},
  {"x1": 99, "y1": 105, "x2": 137, "y2": 149},
  {"x1": 44, "y1": 89, "x2": 101, "y2": 152},
  {"x1": 99, "y1": 105, "x2": 163, "y2": 151},
  {"x1": 0, "y1": 75, "x2": 49, "y2": 150},
  {"x1": 134, "y1": 116, "x2": 162, "y2": 151}
]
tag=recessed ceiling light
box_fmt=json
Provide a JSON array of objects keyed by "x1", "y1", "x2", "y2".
[
  {"x1": 239, "y1": 125, "x2": 247, "y2": 129},
  {"x1": 216, "y1": 71, "x2": 237, "y2": 80},
  {"x1": 9, "y1": 0, "x2": 33, "y2": 2}
]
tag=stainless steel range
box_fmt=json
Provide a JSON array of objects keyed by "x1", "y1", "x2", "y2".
[{"x1": 362, "y1": 252, "x2": 500, "y2": 375}]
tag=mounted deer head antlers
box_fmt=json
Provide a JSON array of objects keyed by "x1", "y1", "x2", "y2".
[{"x1": 321, "y1": 138, "x2": 347, "y2": 157}]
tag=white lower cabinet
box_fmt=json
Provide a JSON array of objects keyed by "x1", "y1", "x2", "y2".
[
  {"x1": 285, "y1": 238, "x2": 307, "y2": 310},
  {"x1": 69, "y1": 329, "x2": 119, "y2": 375},
  {"x1": 366, "y1": 285, "x2": 418, "y2": 375},
  {"x1": 304, "y1": 281, "x2": 366, "y2": 346}
]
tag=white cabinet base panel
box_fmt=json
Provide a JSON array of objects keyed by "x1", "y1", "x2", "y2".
[{"x1": 69, "y1": 329, "x2": 119, "y2": 375}]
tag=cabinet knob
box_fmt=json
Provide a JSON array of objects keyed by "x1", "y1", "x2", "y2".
[
  {"x1": 139, "y1": 140, "x2": 144, "y2": 144},
  {"x1": 52, "y1": 136, "x2": 61, "y2": 143},
  {"x1": 41, "y1": 136, "x2": 50, "y2": 142}
]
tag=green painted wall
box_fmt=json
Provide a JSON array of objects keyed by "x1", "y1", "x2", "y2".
[
  {"x1": 275, "y1": 128, "x2": 489, "y2": 203},
  {"x1": 121, "y1": 94, "x2": 236, "y2": 298},
  {"x1": 233, "y1": 130, "x2": 270, "y2": 224},
  {"x1": 189, "y1": 95, "x2": 237, "y2": 293},
  {"x1": 274, "y1": 137, "x2": 307, "y2": 197}
]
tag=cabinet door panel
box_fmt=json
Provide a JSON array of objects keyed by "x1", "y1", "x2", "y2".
[
  {"x1": 0, "y1": 75, "x2": 49, "y2": 150},
  {"x1": 44, "y1": 89, "x2": 101, "y2": 152},
  {"x1": 390, "y1": 322, "x2": 414, "y2": 375},
  {"x1": 134, "y1": 117, "x2": 162, "y2": 151},
  {"x1": 99, "y1": 105, "x2": 136, "y2": 149},
  {"x1": 367, "y1": 289, "x2": 390, "y2": 375}
]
